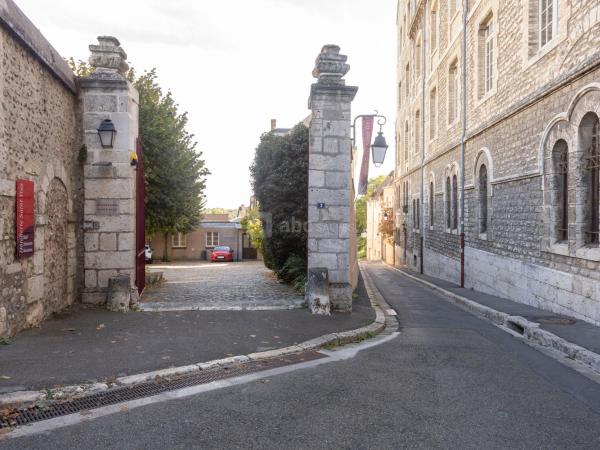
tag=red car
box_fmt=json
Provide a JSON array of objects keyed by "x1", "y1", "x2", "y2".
[{"x1": 211, "y1": 246, "x2": 234, "y2": 262}]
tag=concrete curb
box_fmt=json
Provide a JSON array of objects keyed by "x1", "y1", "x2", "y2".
[
  {"x1": 0, "y1": 272, "x2": 391, "y2": 409},
  {"x1": 386, "y1": 263, "x2": 600, "y2": 376},
  {"x1": 139, "y1": 302, "x2": 306, "y2": 312}
]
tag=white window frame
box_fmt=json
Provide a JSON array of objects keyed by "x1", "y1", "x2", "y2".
[
  {"x1": 450, "y1": 0, "x2": 460, "y2": 19},
  {"x1": 539, "y1": 0, "x2": 557, "y2": 49},
  {"x1": 448, "y1": 60, "x2": 459, "y2": 125},
  {"x1": 484, "y1": 18, "x2": 494, "y2": 94},
  {"x1": 415, "y1": 35, "x2": 422, "y2": 79},
  {"x1": 430, "y1": 3, "x2": 438, "y2": 54},
  {"x1": 172, "y1": 233, "x2": 187, "y2": 249},
  {"x1": 206, "y1": 231, "x2": 219, "y2": 247},
  {"x1": 414, "y1": 110, "x2": 420, "y2": 154},
  {"x1": 429, "y1": 87, "x2": 437, "y2": 140}
]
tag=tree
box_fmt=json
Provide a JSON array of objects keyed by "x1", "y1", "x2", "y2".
[
  {"x1": 240, "y1": 209, "x2": 263, "y2": 255},
  {"x1": 131, "y1": 69, "x2": 209, "y2": 260},
  {"x1": 205, "y1": 208, "x2": 237, "y2": 218},
  {"x1": 355, "y1": 175, "x2": 386, "y2": 235},
  {"x1": 67, "y1": 58, "x2": 94, "y2": 77},
  {"x1": 250, "y1": 124, "x2": 308, "y2": 287},
  {"x1": 68, "y1": 59, "x2": 209, "y2": 261}
]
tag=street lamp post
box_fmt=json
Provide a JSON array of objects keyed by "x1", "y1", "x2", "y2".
[{"x1": 351, "y1": 112, "x2": 388, "y2": 167}]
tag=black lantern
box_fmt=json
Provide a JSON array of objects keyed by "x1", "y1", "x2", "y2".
[
  {"x1": 371, "y1": 130, "x2": 388, "y2": 168},
  {"x1": 97, "y1": 119, "x2": 117, "y2": 149}
]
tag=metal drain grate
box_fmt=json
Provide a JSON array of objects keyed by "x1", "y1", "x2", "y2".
[
  {"x1": 0, "y1": 351, "x2": 324, "y2": 429},
  {"x1": 533, "y1": 316, "x2": 576, "y2": 326}
]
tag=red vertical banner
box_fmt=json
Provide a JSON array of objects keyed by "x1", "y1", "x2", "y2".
[
  {"x1": 16, "y1": 179, "x2": 35, "y2": 258},
  {"x1": 358, "y1": 116, "x2": 374, "y2": 195}
]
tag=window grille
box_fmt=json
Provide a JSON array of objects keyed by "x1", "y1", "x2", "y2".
[{"x1": 585, "y1": 121, "x2": 600, "y2": 244}]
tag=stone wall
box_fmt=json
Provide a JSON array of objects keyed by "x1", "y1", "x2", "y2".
[
  {"x1": 394, "y1": 1, "x2": 600, "y2": 323},
  {"x1": 0, "y1": 3, "x2": 82, "y2": 337}
]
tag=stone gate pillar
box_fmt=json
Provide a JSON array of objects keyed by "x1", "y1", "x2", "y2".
[
  {"x1": 79, "y1": 37, "x2": 139, "y2": 305},
  {"x1": 307, "y1": 45, "x2": 358, "y2": 314}
]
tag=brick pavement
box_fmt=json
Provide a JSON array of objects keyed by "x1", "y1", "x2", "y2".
[{"x1": 141, "y1": 261, "x2": 305, "y2": 311}]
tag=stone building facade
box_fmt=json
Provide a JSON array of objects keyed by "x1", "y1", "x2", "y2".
[
  {"x1": 0, "y1": 1, "x2": 139, "y2": 337},
  {"x1": 367, "y1": 173, "x2": 395, "y2": 264},
  {"x1": 151, "y1": 214, "x2": 244, "y2": 262},
  {"x1": 395, "y1": 0, "x2": 600, "y2": 325}
]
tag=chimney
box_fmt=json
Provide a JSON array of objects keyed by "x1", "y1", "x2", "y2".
[{"x1": 271, "y1": 119, "x2": 277, "y2": 131}]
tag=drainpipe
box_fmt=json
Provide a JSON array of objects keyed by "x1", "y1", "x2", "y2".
[
  {"x1": 420, "y1": 1, "x2": 427, "y2": 275},
  {"x1": 460, "y1": 0, "x2": 469, "y2": 287}
]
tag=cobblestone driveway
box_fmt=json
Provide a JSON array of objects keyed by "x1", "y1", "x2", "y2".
[{"x1": 141, "y1": 261, "x2": 305, "y2": 311}]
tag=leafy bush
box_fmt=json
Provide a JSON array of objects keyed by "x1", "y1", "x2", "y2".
[
  {"x1": 277, "y1": 255, "x2": 305, "y2": 283},
  {"x1": 357, "y1": 236, "x2": 367, "y2": 259},
  {"x1": 250, "y1": 123, "x2": 308, "y2": 279}
]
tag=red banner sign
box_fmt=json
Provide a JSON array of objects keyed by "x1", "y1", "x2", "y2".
[
  {"x1": 16, "y1": 179, "x2": 35, "y2": 258},
  {"x1": 358, "y1": 116, "x2": 374, "y2": 195}
]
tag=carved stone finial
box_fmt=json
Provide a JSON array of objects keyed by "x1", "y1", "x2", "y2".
[
  {"x1": 312, "y1": 45, "x2": 350, "y2": 84},
  {"x1": 89, "y1": 36, "x2": 129, "y2": 79}
]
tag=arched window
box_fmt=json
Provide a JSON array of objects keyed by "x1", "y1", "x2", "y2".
[
  {"x1": 479, "y1": 164, "x2": 488, "y2": 234},
  {"x1": 446, "y1": 176, "x2": 451, "y2": 229},
  {"x1": 452, "y1": 174, "x2": 458, "y2": 230},
  {"x1": 552, "y1": 140, "x2": 568, "y2": 242},
  {"x1": 429, "y1": 181, "x2": 434, "y2": 227},
  {"x1": 580, "y1": 113, "x2": 600, "y2": 245},
  {"x1": 412, "y1": 199, "x2": 417, "y2": 229}
]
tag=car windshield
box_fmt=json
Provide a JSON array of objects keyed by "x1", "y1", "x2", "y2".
[{"x1": 214, "y1": 246, "x2": 230, "y2": 251}]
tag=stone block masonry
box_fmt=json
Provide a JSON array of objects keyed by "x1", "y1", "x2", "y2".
[
  {"x1": 0, "y1": 0, "x2": 141, "y2": 337},
  {"x1": 0, "y1": 0, "x2": 82, "y2": 337},
  {"x1": 394, "y1": 1, "x2": 600, "y2": 325},
  {"x1": 307, "y1": 45, "x2": 358, "y2": 313},
  {"x1": 80, "y1": 36, "x2": 139, "y2": 305}
]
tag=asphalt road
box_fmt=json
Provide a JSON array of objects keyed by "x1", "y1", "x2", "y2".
[{"x1": 4, "y1": 262, "x2": 600, "y2": 449}]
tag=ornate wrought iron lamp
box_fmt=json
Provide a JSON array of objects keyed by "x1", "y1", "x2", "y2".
[{"x1": 97, "y1": 119, "x2": 117, "y2": 148}]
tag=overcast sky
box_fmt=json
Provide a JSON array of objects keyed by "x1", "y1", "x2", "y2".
[{"x1": 18, "y1": 0, "x2": 397, "y2": 209}]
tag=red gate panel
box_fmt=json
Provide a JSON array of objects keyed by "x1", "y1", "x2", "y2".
[{"x1": 135, "y1": 138, "x2": 145, "y2": 295}]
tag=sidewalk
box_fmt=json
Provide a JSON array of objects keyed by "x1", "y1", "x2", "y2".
[
  {"x1": 0, "y1": 277, "x2": 374, "y2": 394},
  {"x1": 391, "y1": 265, "x2": 600, "y2": 356}
]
